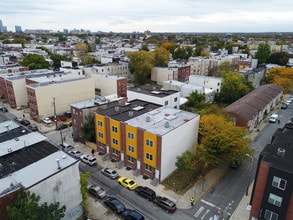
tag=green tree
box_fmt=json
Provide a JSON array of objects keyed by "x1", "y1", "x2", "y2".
[
  {"x1": 81, "y1": 114, "x2": 95, "y2": 142},
  {"x1": 267, "y1": 52, "x2": 291, "y2": 66},
  {"x1": 216, "y1": 71, "x2": 253, "y2": 104},
  {"x1": 7, "y1": 190, "x2": 66, "y2": 220},
  {"x1": 80, "y1": 172, "x2": 90, "y2": 216},
  {"x1": 127, "y1": 50, "x2": 154, "y2": 86},
  {"x1": 153, "y1": 46, "x2": 169, "y2": 67},
  {"x1": 184, "y1": 91, "x2": 207, "y2": 111},
  {"x1": 175, "y1": 151, "x2": 197, "y2": 171},
  {"x1": 50, "y1": 54, "x2": 72, "y2": 70},
  {"x1": 19, "y1": 54, "x2": 50, "y2": 70},
  {"x1": 254, "y1": 43, "x2": 271, "y2": 64},
  {"x1": 140, "y1": 44, "x2": 149, "y2": 51}
]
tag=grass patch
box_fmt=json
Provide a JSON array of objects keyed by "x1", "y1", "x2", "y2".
[{"x1": 161, "y1": 169, "x2": 200, "y2": 195}]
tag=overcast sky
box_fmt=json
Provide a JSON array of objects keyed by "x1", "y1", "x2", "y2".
[{"x1": 1, "y1": 0, "x2": 292, "y2": 33}]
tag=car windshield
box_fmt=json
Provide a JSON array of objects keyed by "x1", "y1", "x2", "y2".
[{"x1": 129, "y1": 180, "x2": 135, "y2": 185}]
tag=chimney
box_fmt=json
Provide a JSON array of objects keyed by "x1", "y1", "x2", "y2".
[
  {"x1": 277, "y1": 148, "x2": 285, "y2": 157},
  {"x1": 56, "y1": 159, "x2": 61, "y2": 169}
]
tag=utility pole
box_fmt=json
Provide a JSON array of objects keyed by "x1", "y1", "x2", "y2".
[{"x1": 52, "y1": 97, "x2": 57, "y2": 129}]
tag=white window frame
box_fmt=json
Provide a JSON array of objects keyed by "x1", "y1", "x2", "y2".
[
  {"x1": 128, "y1": 145, "x2": 134, "y2": 152},
  {"x1": 146, "y1": 139, "x2": 153, "y2": 147},
  {"x1": 268, "y1": 193, "x2": 282, "y2": 207},
  {"x1": 146, "y1": 153, "x2": 153, "y2": 161},
  {"x1": 145, "y1": 164, "x2": 153, "y2": 171},
  {"x1": 128, "y1": 155, "x2": 134, "y2": 163},
  {"x1": 98, "y1": 132, "x2": 103, "y2": 138},
  {"x1": 272, "y1": 176, "x2": 287, "y2": 190},
  {"x1": 112, "y1": 138, "x2": 118, "y2": 145},
  {"x1": 264, "y1": 209, "x2": 278, "y2": 220},
  {"x1": 98, "y1": 121, "x2": 103, "y2": 126},
  {"x1": 112, "y1": 126, "x2": 118, "y2": 133},
  {"x1": 128, "y1": 132, "x2": 134, "y2": 139}
]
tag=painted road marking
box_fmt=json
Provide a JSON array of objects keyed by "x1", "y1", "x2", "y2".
[
  {"x1": 201, "y1": 199, "x2": 221, "y2": 210},
  {"x1": 194, "y1": 206, "x2": 205, "y2": 218},
  {"x1": 201, "y1": 209, "x2": 210, "y2": 219}
]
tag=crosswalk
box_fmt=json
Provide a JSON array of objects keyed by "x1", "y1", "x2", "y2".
[{"x1": 193, "y1": 200, "x2": 223, "y2": 220}]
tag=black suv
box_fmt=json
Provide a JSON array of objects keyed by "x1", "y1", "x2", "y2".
[
  {"x1": 153, "y1": 196, "x2": 176, "y2": 213},
  {"x1": 134, "y1": 186, "x2": 156, "y2": 201},
  {"x1": 104, "y1": 196, "x2": 126, "y2": 215}
]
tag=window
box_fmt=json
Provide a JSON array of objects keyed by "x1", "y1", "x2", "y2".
[
  {"x1": 164, "y1": 101, "x2": 168, "y2": 106},
  {"x1": 128, "y1": 145, "x2": 134, "y2": 152},
  {"x1": 113, "y1": 149, "x2": 119, "y2": 155},
  {"x1": 272, "y1": 176, "x2": 287, "y2": 190},
  {"x1": 146, "y1": 139, "x2": 153, "y2": 147},
  {"x1": 268, "y1": 193, "x2": 282, "y2": 207},
  {"x1": 145, "y1": 164, "x2": 153, "y2": 171},
  {"x1": 128, "y1": 132, "x2": 134, "y2": 139},
  {"x1": 98, "y1": 132, "x2": 104, "y2": 138},
  {"x1": 128, "y1": 155, "x2": 134, "y2": 163},
  {"x1": 112, "y1": 138, "x2": 118, "y2": 145},
  {"x1": 112, "y1": 126, "x2": 118, "y2": 133},
  {"x1": 146, "y1": 153, "x2": 153, "y2": 161},
  {"x1": 264, "y1": 210, "x2": 278, "y2": 220},
  {"x1": 174, "y1": 97, "x2": 177, "y2": 102},
  {"x1": 98, "y1": 121, "x2": 103, "y2": 126}
]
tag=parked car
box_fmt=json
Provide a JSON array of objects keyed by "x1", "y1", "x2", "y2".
[
  {"x1": 56, "y1": 123, "x2": 68, "y2": 130},
  {"x1": 59, "y1": 143, "x2": 73, "y2": 152},
  {"x1": 104, "y1": 196, "x2": 126, "y2": 215},
  {"x1": 58, "y1": 114, "x2": 67, "y2": 121},
  {"x1": 117, "y1": 177, "x2": 137, "y2": 190},
  {"x1": 68, "y1": 150, "x2": 82, "y2": 158},
  {"x1": 14, "y1": 117, "x2": 23, "y2": 123},
  {"x1": 50, "y1": 116, "x2": 58, "y2": 122},
  {"x1": 20, "y1": 119, "x2": 31, "y2": 126},
  {"x1": 64, "y1": 111, "x2": 72, "y2": 118},
  {"x1": 269, "y1": 114, "x2": 279, "y2": 123},
  {"x1": 134, "y1": 186, "x2": 156, "y2": 201},
  {"x1": 42, "y1": 117, "x2": 52, "y2": 124},
  {"x1": 285, "y1": 100, "x2": 291, "y2": 106},
  {"x1": 28, "y1": 124, "x2": 38, "y2": 131},
  {"x1": 80, "y1": 155, "x2": 97, "y2": 166},
  {"x1": 0, "y1": 106, "x2": 8, "y2": 112},
  {"x1": 153, "y1": 196, "x2": 177, "y2": 213},
  {"x1": 88, "y1": 184, "x2": 106, "y2": 199},
  {"x1": 101, "y1": 168, "x2": 119, "y2": 179},
  {"x1": 122, "y1": 209, "x2": 145, "y2": 220},
  {"x1": 281, "y1": 103, "x2": 288, "y2": 109}
]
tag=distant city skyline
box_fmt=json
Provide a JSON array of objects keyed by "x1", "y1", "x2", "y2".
[{"x1": 0, "y1": 0, "x2": 293, "y2": 33}]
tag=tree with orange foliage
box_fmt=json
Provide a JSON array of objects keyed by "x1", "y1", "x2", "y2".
[
  {"x1": 267, "y1": 67, "x2": 293, "y2": 94},
  {"x1": 197, "y1": 114, "x2": 252, "y2": 168}
]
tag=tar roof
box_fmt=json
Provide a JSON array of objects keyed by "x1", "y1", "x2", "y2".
[
  {"x1": 260, "y1": 123, "x2": 293, "y2": 173},
  {"x1": 97, "y1": 99, "x2": 162, "y2": 122},
  {"x1": 128, "y1": 85, "x2": 178, "y2": 98},
  {"x1": 0, "y1": 140, "x2": 58, "y2": 179}
]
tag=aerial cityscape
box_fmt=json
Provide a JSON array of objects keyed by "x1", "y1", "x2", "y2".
[{"x1": 0, "y1": 3, "x2": 293, "y2": 220}]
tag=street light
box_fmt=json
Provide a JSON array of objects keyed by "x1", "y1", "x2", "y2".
[{"x1": 246, "y1": 154, "x2": 254, "y2": 196}]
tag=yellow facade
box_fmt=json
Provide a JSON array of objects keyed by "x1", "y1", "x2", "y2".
[
  {"x1": 125, "y1": 125, "x2": 138, "y2": 159},
  {"x1": 110, "y1": 119, "x2": 121, "y2": 151},
  {"x1": 95, "y1": 114, "x2": 106, "y2": 144},
  {"x1": 143, "y1": 132, "x2": 157, "y2": 167}
]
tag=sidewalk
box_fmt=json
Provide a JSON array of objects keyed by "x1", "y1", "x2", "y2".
[{"x1": 8, "y1": 107, "x2": 269, "y2": 220}]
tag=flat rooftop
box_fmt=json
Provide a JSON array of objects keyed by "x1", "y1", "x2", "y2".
[
  {"x1": 127, "y1": 85, "x2": 178, "y2": 98},
  {"x1": 97, "y1": 99, "x2": 162, "y2": 122},
  {"x1": 126, "y1": 106, "x2": 198, "y2": 135},
  {"x1": 70, "y1": 95, "x2": 124, "y2": 109}
]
